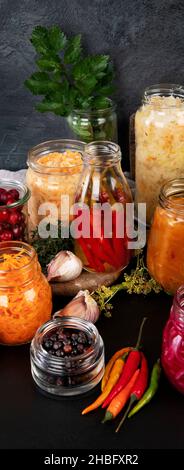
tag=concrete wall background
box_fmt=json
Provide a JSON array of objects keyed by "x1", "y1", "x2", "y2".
[{"x1": 0, "y1": 0, "x2": 184, "y2": 170}]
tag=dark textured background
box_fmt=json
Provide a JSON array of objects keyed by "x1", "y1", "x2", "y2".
[{"x1": 0, "y1": 0, "x2": 184, "y2": 170}]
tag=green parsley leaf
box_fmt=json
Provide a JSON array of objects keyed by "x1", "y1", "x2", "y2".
[
  {"x1": 64, "y1": 34, "x2": 82, "y2": 64},
  {"x1": 47, "y1": 26, "x2": 67, "y2": 53},
  {"x1": 25, "y1": 72, "x2": 61, "y2": 95}
]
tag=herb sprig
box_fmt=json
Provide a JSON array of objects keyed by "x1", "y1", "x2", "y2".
[
  {"x1": 25, "y1": 26, "x2": 115, "y2": 116},
  {"x1": 31, "y1": 223, "x2": 73, "y2": 274},
  {"x1": 92, "y1": 252, "x2": 162, "y2": 317}
]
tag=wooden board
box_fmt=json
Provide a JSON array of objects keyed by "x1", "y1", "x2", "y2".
[{"x1": 51, "y1": 270, "x2": 121, "y2": 297}]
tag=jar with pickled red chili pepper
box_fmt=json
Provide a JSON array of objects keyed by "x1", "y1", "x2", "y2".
[
  {"x1": 0, "y1": 179, "x2": 30, "y2": 242},
  {"x1": 161, "y1": 285, "x2": 184, "y2": 394},
  {"x1": 147, "y1": 179, "x2": 184, "y2": 294},
  {"x1": 0, "y1": 241, "x2": 52, "y2": 345},
  {"x1": 73, "y1": 141, "x2": 133, "y2": 273}
]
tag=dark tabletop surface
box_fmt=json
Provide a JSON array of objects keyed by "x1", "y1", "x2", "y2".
[{"x1": 0, "y1": 290, "x2": 184, "y2": 450}]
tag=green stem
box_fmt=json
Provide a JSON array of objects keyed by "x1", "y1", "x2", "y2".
[
  {"x1": 115, "y1": 395, "x2": 136, "y2": 433},
  {"x1": 135, "y1": 317, "x2": 147, "y2": 349}
]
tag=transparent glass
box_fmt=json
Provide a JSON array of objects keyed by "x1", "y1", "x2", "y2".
[
  {"x1": 30, "y1": 316, "x2": 104, "y2": 397},
  {"x1": 161, "y1": 285, "x2": 184, "y2": 394},
  {"x1": 135, "y1": 84, "x2": 184, "y2": 224},
  {"x1": 147, "y1": 179, "x2": 184, "y2": 294},
  {"x1": 26, "y1": 139, "x2": 84, "y2": 236},
  {"x1": 67, "y1": 100, "x2": 118, "y2": 143},
  {"x1": 0, "y1": 179, "x2": 30, "y2": 242},
  {"x1": 0, "y1": 241, "x2": 52, "y2": 345},
  {"x1": 74, "y1": 141, "x2": 133, "y2": 273}
]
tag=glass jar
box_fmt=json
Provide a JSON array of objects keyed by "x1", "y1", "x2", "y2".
[
  {"x1": 0, "y1": 241, "x2": 52, "y2": 345},
  {"x1": 147, "y1": 179, "x2": 184, "y2": 294},
  {"x1": 135, "y1": 84, "x2": 184, "y2": 224},
  {"x1": 161, "y1": 285, "x2": 184, "y2": 394},
  {"x1": 26, "y1": 139, "x2": 84, "y2": 236},
  {"x1": 30, "y1": 316, "x2": 104, "y2": 397},
  {"x1": 0, "y1": 179, "x2": 30, "y2": 242},
  {"x1": 67, "y1": 100, "x2": 118, "y2": 143},
  {"x1": 73, "y1": 141, "x2": 133, "y2": 273}
]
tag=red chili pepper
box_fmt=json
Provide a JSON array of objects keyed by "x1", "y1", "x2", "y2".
[
  {"x1": 115, "y1": 352, "x2": 149, "y2": 433},
  {"x1": 102, "y1": 317, "x2": 147, "y2": 409}
]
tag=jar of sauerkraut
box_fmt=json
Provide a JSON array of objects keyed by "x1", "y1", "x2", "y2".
[
  {"x1": 26, "y1": 140, "x2": 84, "y2": 237},
  {"x1": 0, "y1": 241, "x2": 52, "y2": 345},
  {"x1": 135, "y1": 84, "x2": 184, "y2": 225}
]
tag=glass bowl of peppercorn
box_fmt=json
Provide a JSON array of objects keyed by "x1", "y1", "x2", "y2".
[{"x1": 30, "y1": 316, "x2": 104, "y2": 397}]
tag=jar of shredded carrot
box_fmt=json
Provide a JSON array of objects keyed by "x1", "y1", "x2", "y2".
[
  {"x1": 0, "y1": 241, "x2": 52, "y2": 345},
  {"x1": 147, "y1": 179, "x2": 184, "y2": 294},
  {"x1": 26, "y1": 139, "x2": 84, "y2": 237}
]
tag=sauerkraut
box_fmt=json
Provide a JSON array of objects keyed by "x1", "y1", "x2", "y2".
[
  {"x1": 26, "y1": 150, "x2": 82, "y2": 234},
  {"x1": 135, "y1": 96, "x2": 184, "y2": 224}
]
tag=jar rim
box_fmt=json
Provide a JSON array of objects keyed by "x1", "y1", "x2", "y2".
[
  {"x1": 142, "y1": 83, "x2": 184, "y2": 107},
  {"x1": 0, "y1": 241, "x2": 37, "y2": 273},
  {"x1": 172, "y1": 286, "x2": 184, "y2": 327},
  {"x1": 31, "y1": 316, "x2": 101, "y2": 369},
  {"x1": 84, "y1": 140, "x2": 121, "y2": 164},
  {"x1": 73, "y1": 98, "x2": 116, "y2": 116},
  {"x1": 27, "y1": 139, "x2": 85, "y2": 175},
  {"x1": 159, "y1": 178, "x2": 184, "y2": 214},
  {"x1": 0, "y1": 178, "x2": 30, "y2": 208}
]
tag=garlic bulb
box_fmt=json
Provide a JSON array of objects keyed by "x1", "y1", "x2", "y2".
[
  {"x1": 54, "y1": 290, "x2": 100, "y2": 324},
  {"x1": 47, "y1": 251, "x2": 83, "y2": 282}
]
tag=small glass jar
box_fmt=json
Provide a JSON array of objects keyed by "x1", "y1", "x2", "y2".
[
  {"x1": 73, "y1": 141, "x2": 133, "y2": 273},
  {"x1": 161, "y1": 285, "x2": 184, "y2": 394},
  {"x1": 26, "y1": 139, "x2": 84, "y2": 236},
  {"x1": 0, "y1": 241, "x2": 52, "y2": 345},
  {"x1": 30, "y1": 316, "x2": 104, "y2": 397},
  {"x1": 147, "y1": 179, "x2": 184, "y2": 294},
  {"x1": 135, "y1": 84, "x2": 184, "y2": 224},
  {"x1": 67, "y1": 100, "x2": 118, "y2": 143},
  {"x1": 0, "y1": 179, "x2": 30, "y2": 242}
]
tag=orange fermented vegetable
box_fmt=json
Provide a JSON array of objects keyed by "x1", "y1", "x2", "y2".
[
  {"x1": 82, "y1": 353, "x2": 128, "y2": 415},
  {"x1": 101, "y1": 347, "x2": 132, "y2": 391},
  {"x1": 0, "y1": 248, "x2": 52, "y2": 345},
  {"x1": 102, "y1": 369, "x2": 140, "y2": 423},
  {"x1": 147, "y1": 201, "x2": 184, "y2": 293}
]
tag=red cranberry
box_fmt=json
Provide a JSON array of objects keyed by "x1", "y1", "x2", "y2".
[
  {"x1": 7, "y1": 189, "x2": 19, "y2": 201},
  {"x1": 17, "y1": 212, "x2": 25, "y2": 223},
  {"x1": 6, "y1": 197, "x2": 16, "y2": 206},
  {"x1": 0, "y1": 189, "x2": 8, "y2": 205},
  {"x1": 12, "y1": 224, "x2": 22, "y2": 239},
  {"x1": 0, "y1": 209, "x2": 9, "y2": 223},
  {"x1": 3, "y1": 223, "x2": 11, "y2": 230},
  {"x1": 9, "y1": 212, "x2": 20, "y2": 225},
  {"x1": 0, "y1": 230, "x2": 13, "y2": 241}
]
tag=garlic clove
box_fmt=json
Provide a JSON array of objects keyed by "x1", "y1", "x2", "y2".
[
  {"x1": 54, "y1": 289, "x2": 100, "y2": 324},
  {"x1": 47, "y1": 251, "x2": 83, "y2": 282}
]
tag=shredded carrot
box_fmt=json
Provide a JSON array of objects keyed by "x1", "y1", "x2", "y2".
[{"x1": 0, "y1": 251, "x2": 52, "y2": 345}]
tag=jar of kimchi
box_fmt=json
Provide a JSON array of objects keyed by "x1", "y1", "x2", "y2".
[
  {"x1": 161, "y1": 285, "x2": 184, "y2": 394},
  {"x1": 26, "y1": 139, "x2": 84, "y2": 237},
  {"x1": 135, "y1": 84, "x2": 184, "y2": 225},
  {"x1": 73, "y1": 141, "x2": 133, "y2": 273},
  {"x1": 147, "y1": 179, "x2": 184, "y2": 294},
  {"x1": 0, "y1": 241, "x2": 52, "y2": 345}
]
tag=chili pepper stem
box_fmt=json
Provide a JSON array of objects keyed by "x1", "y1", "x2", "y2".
[
  {"x1": 135, "y1": 317, "x2": 147, "y2": 349},
  {"x1": 102, "y1": 411, "x2": 113, "y2": 424},
  {"x1": 115, "y1": 395, "x2": 137, "y2": 433}
]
